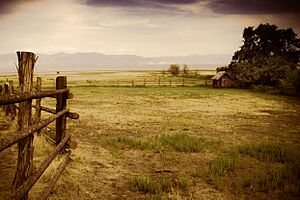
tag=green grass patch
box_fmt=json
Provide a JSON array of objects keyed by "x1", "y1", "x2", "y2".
[
  {"x1": 235, "y1": 162, "x2": 300, "y2": 193},
  {"x1": 128, "y1": 176, "x2": 172, "y2": 194},
  {"x1": 208, "y1": 149, "x2": 239, "y2": 177},
  {"x1": 236, "y1": 142, "x2": 300, "y2": 193},
  {"x1": 177, "y1": 177, "x2": 190, "y2": 192},
  {"x1": 208, "y1": 142, "x2": 300, "y2": 193},
  {"x1": 104, "y1": 136, "x2": 157, "y2": 150},
  {"x1": 237, "y1": 142, "x2": 296, "y2": 163},
  {"x1": 128, "y1": 175, "x2": 192, "y2": 198},
  {"x1": 208, "y1": 148, "x2": 239, "y2": 190},
  {"x1": 159, "y1": 133, "x2": 221, "y2": 153},
  {"x1": 103, "y1": 133, "x2": 221, "y2": 153}
]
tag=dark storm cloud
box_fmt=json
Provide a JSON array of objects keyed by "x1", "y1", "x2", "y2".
[
  {"x1": 82, "y1": 0, "x2": 300, "y2": 15},
  {"x1": 208, "y1": 0, "x2": 300, "y2": 15},
  {"x1": 0, "y1": 0, "x2": 37, "y2": 16},
  {"x1": 82, "y1": 0, "x2": 199, "y2": 8},
  {"x1": 83, "y1": 0, "x2": 140, "y2": 7}
]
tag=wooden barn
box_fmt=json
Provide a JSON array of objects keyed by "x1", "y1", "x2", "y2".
[{"x1": 211, "y1": 71, "x2": 234, "y2": 88}]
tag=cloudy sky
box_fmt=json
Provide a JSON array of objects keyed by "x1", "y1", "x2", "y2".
[{"x1": 0, "y1": 0, "x2": 299, "y2": 57}]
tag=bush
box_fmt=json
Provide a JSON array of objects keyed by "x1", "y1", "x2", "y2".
[
  {"x1": 279, "y1": 68, "x2": 300, "y2": 95},
  {"x1": 252, "y1": 85, "x2": 274, "y2": 93}
]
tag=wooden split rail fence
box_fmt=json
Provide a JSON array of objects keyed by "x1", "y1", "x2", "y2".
[
  {"x1": 78, "y1": 78, "x2": 212, "y2": 87},
  {"x1": 0, "y1": 52, "x2": 79, "y2": 200},
  {"x1": 0, "y1": 80, "x2": 17, "y2": 120}
]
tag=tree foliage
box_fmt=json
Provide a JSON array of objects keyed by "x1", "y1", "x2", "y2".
[
  {"x1": 168, "y1": 64, "x2": 180, "y2": 76},
  {"x1": 183, "y1": 64, "x2": 189, "y2": 75},
  {"x1": 220, "y1": 23, "x2": 300, "y2": 94}
]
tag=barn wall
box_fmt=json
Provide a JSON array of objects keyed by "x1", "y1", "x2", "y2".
[
  {"x1": 212, "y1": 73, "x2": 235, "y2": 88},
  {"x1": 220, "y1": 74, "x2": 234, "y2": 87}
]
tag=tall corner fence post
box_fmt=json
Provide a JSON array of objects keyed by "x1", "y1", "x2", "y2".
[
  {"x1": 35, "y1": 77, "x2": 42, "y2": 134},
  {"x1": 55, "y1": 76, "x2": 67, "y2": 146},
  {"x1": 12, "y1": 51, "x2": 37, "y2": 200}
]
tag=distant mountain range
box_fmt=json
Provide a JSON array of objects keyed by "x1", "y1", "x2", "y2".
[{"x1": 0, "y1": 52, "x2": 232, "y2": 72}]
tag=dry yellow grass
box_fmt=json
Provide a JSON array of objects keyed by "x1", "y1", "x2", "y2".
[{"x1": 1, "y1": 71, "x2": 300, "y2": 199}]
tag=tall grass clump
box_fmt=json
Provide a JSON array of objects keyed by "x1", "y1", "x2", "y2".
[
  {"x1": 209, "y1": 149, "x2": 239, "y2": 177},
  {"x1": 208, "y1": 142, "x2": 300, "y2": 194},
  {"x1": 159, "y1": 133, "x2": 220, "y2": 152},
  {"x1": 128, "y1": 176, "x2": 172, "y2": 194},
  {"x1": 237, "y1": 142, "x2": 300, "y2": 193},
  {"x1": 208, "y1": 148, "x2": 239, "y2": 189},
  {"x1": 104, "y1": 133, "x2": 220, "y2": 153},
  {"x1": 128, "y1": 175, "x2": 193, "y2": 198},
  {"x1": 177, "y1": 177, "x2": 190, "y2": 192},
  {"x1": 237, "y1": 142, "x2": 296, "y2": 163}
]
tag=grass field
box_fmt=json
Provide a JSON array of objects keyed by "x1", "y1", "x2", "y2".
[
  {"x1": 0, "y1": 71, "x2": 300, "y2": 199},
  {"x1": 0, "y1": 70, "x2": 214, "y2": 88}
]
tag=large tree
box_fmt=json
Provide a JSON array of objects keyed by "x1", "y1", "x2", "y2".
[{"x1": 220, "y1": 24, "x2": 300, "y2": 89}]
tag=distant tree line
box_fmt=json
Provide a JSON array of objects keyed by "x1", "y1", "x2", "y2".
[
  {"x1": 218, "y1": 23, "x2": 300, "y2": 95},
  {"x1": 163, "y1": 64, "x2": 189, "y2": 76}
]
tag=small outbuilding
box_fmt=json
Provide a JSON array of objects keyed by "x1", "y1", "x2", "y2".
[{"x1": 211, "y1": 71, "x2": 234, "y2": 88}]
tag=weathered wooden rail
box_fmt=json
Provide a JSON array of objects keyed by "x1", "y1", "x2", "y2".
[{"x1": 0, "y1": 51, "x2": 79, "y2": 200}]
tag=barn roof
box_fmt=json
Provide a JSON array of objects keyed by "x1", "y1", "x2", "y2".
[{"x1": 211, "y1": 71, "x2": 233, "y2": 80}]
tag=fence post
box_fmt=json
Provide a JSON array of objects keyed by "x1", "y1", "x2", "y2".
[
  {"x1": 8, "y1": 81, "x2": 16, "y2": 120},
  {"x1": 35, "y1": 77, "x2": 42, "y2": 134},
  {"x1": 182, "y1": 78, "x2": 185, "y2": 86},
  {"x1": 158, "y1": 77, "x2": 160, "y2": 87},
  {"x1": 13, "y1": 51, "x2": 37, "y2": 199},
  {"x1": 144, "y1": 78, "x2": 146, "y2": 87},
  {"x1": 0, "y1": 82, "x2": 2, "y2": 110},
  {"x1": 0, "y1": 81, "x2": 2, "y2": 93},
  {"x1": 169, "y1": 79, "x2": 172, "y2": 87},
  {"x1": 4, "y1": 82, "x2": 9, "y2": 116},
  {"x1": 56, "y1": 76, "x2": 67, "y2": 146},
  {"x1": 132, "y1": 80, "x2": 134, "y2": 87}
]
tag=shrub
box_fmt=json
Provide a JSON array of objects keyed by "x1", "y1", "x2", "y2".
[{"x1": 252, "y1": 85, "x2": 274, "y2": 93}]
